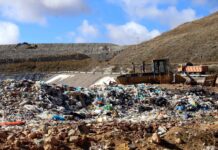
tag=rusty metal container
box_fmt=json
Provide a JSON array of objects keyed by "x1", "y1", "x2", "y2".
[{"x1": 116, "y1": 72, "x2": 186, "y2": 85}]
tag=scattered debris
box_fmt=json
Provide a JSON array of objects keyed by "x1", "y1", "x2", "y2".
[{"x1": 0, "y1": 79, "x2": 217, "y2": 149}]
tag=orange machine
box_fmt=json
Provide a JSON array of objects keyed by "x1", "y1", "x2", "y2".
[{"x1": 178, "y1": 64, "x2": 208, "y2": 74}]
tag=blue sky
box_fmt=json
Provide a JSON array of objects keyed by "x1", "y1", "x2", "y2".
[{"x1": 0, "y1": 0, "x2": 217, "y2": 45}]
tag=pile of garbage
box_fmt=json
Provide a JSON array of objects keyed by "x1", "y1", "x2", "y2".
[
  {"x1": 0, "y1": 80, "x2": 217, "y2": 123},
  {"x1": 0, "y1": 80, "x2": 218, "y2": 149}
]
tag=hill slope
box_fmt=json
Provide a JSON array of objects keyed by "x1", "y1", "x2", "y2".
[
  {"x1": 112, "y1": 12, "x2": 218, "y2": 64},
  {"x1": 0, "y1": 43, "x2": 124, "y2": 61},
  {"x1": 0, "y1": 43, "x2": 124, "y2": 73}
]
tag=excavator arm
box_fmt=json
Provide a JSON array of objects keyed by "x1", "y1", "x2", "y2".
[{"x1": 184, "y1": 71, "x2": 198, "y2": 85}]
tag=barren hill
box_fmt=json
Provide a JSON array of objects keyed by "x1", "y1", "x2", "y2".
[
  {"x1": 0, "y1": 43, "x2": 125, "y2": 73},
  {"x1": 112, "y1": 12, "x2": 218, "y2": 65},
  {"x1": 0, "y1": 43, "x2": 124, "y2": 62}
]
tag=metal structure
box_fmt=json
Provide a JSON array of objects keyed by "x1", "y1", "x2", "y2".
[
  {"x1": 152, "y1": 59, "x2": 170, "y2": 74},
  {"x1": 203, "y1": 74, "x2": 217, "y2": 87},
  {"x1": 116, "y1": 59, "x2": 186, "y2": 85}
]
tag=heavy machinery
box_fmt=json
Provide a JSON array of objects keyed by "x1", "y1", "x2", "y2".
[
  {"x1": 116, "y1": 59, "x2": 217, "y2": 86},
  {"x1": 116, "y1": 59, "x2": 186, "y2": 85},
  {"x1": 177, "y1": 63, "x2": 208, "y2": 74}
]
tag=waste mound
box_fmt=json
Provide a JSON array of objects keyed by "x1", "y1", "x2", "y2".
[
  {"x1": 0, "y1": 80, "x2": 218, "y2": 149},
  {"x1": 0, "y1": 80, "x2": 217, "y2": 122}
]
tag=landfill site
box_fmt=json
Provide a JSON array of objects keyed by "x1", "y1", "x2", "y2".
[
  {"x1": 0, "y1": 8, "x2": 218, "y2": 150},
  {"x1": 0, "y1": 70, "x2": 218, "y2": 150}
]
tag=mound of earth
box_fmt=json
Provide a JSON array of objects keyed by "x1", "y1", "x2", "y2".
[{"x1": 112, "y1": 11, "x2": 218, "y2": 64}]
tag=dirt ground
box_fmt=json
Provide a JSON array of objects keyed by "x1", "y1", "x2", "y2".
[
  {"x1": 158, "y1": 84, "x2": 218, "y2": 93},
  {"x1": 0, "y1": 119, "x2": 218, "y2": 150}
]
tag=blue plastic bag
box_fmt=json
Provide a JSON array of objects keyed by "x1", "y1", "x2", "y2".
[{"x1": 52, "y1": 115, "x2": 65, "y2": 121}]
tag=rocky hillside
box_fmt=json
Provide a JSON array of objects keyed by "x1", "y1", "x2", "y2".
[
  {"x1": 112, "y1": 12, "x2": 218, "y2": 64},
  {"x1": 0, "y1": 43, "x2": 125, "y2": 62},
  {"x1": 0, "y1": 43, "x2": 124, "y2": 72}
]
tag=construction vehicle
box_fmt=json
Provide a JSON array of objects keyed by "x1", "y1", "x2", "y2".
[
  {"x1": 177, "y1": 63, "x2": 208, "y2": 74},
  {"x1": 116, "y1": 59, "x2": 217, "y2": 87},
  {"x1": 116, "y1": 59, "x2": 186, "y2": 85}
]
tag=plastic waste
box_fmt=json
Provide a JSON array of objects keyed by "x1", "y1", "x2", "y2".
[
  {"x1": 0, "y1": 121, "x2": 25, "y2": 126},
  {"x1": 155, "y1": 97, "x2": 168, "y2": 107},
  {"x1": 176, "y1": 105, "x2": 186, "y2": 111},
  {"x1": 51, "y1": 115, "x2": 65, "y2": 121},
  {"x1": 183, "y1": 113, "x2": 191, "y2": 120},
  {"x1": 103, "y1": 104, "x2": 113, "y2": 111}
]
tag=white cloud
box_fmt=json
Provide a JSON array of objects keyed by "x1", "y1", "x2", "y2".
[
  {"x1": 78, "y1": 20, "x2": 99, "y2": 37},
  {"x1": 57, "y1": 20, "x2": 99, "y2": 43},
  {"x1": 74, "y1": 20, "x2": 99, "y2": 43},
  {"x1": 0, "y1": 0, "x2": 88, "y2": 24},
  {"x1": 108, "y1": 0, "x2": 177, "y2": 19},
  {"x1": 109, "y1": 0, "x2": 197, "y2": 28},
  {"x1": 158, "y1": 7, "x2": 197, "y2": 28},
  {"x1": 0, "y1": 21, "x2": 19, "y2": 44},
  {"x1": 106, "y1": 21, "x2": 160, "y2": 45}
]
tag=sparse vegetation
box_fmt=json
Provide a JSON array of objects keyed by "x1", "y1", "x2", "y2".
[{"x1": 112, "y1": 12, "x2": 218, "y2": 65}]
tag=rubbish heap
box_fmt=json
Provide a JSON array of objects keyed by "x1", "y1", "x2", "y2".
[
  {"x1": 0, "y1": 79, "x2": 217, "y2": 149},
  {"x1": 0, "y1": 79, "x2": 217, "y2": 122}
]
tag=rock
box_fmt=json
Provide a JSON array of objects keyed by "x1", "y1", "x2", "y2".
[
  {"x1": 128, "y1": 143, "x2": 137, "y2": 150},
  {"x1": 68, "y1": 129, "x2": 76, "y2": 136},
  {"x1": 69, "y1": 136, "x2": 79, "y2": 143},
  {"x1": 28, "y1": 132, "x2": 42, "y2": 139},
  {"x1": 78, "y1": 123, "x2": 90, "y2": 134},
  {"x1": 204, "y1": 146, "x2": 216, "y2": 150},
  {"x1": 48, "y1": 129, "x2": 53, "y2": 135},
  {"x1": 97, "y1": 117, "x2": 103, "y2": 123},
  {"x1": 175, "y1": 138, "x2": 183, "y2": 144},
  {"x1": 7, "y1": 134, "x2": 16, "y2": 141},
  {"x1": 39, "y1": 124, "x2": 48, "y2": 134},
  {"x1": 75, "y1": 136, "x2": 91, "y2": 150},
  {"x1": 22, "y1": 130, "x2": 30, "y2": 136},
  {"x1": 14, "y1": 139, "x2": 21, "y2": 147},
  {"x1": 44, "y1": 136, "x2": 59, "y2": 145},
  {"x1": 151, "y1": 133, "x2": 161, "y2": 144},
  {"x1": 0, "y1": 131, "x2": 8, "y2": 139},
  {"x1": 34, "y1": 139, "x2": 44, "y2": 147},
  {"x1": 158, "y1": 126, "x2": 167, "y2": 135},
  {"x1": 44, "y1": 144, "x2": 53, "y2": 150},
  {"x1": 57, "y1": 132, "x2": 67, "y2": 140},
  {"x1": 28, "y1": 132, "x2": 37, "y2": 139},
  {"x1": 105, "y1": 141, "x2": 115, "y2": 149}
]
